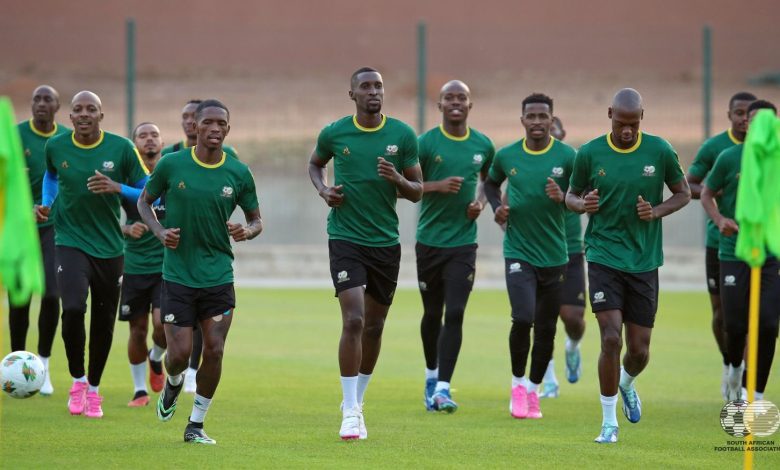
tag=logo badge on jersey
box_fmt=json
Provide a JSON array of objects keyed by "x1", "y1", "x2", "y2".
[
  {"x1": 61, "y1": 161, "x2": 69, "y2": 169},
  {"x1": 598, "y1": 168, "x2": 606, "y2": 177},
  {"x1": 102, "y1": 161, "x2": 115, "y2": 171},
  {"x1": 434, "y1": 155, "x2": 443, "y2": 163},
  {"x1": 221, "y1": 186, "x2": 234, "y2": 198},
  {"x1": 593, "y1": 291, "x2": 606, "y2": 303},
  {"x1": 24, "y1": 148, "x2": 31, "y2": 157},
  {"x1": 337, "y1": 271, "x2": 350, "y2": 283},
  {"x1": 473, "y1": 154, "x2": 484, "y2": 164},
  {"x1": 724, "y1": 275, "x2": 736, "y2": 287},
  {"x1": 342, "y1": 147, "x2": 350, "y2": 156},
  {"x1": 508, "y1": 262, "x2": 522, "y2": 274},
  {"x1": 177, "y1": 181, "x2": 186, "y2": 190},
  {"x1": 642, "y1": 165, "x2": 656, "y2": 177},
  {"x1": 510, "y1": 168, "x2": 517, "y2": 176},
  {"x1": 385, "y1": 145, "x2": 399, "y2": 156},
  {"x1": 551, "y1": 167, "x2": 564, "y2": 177}
]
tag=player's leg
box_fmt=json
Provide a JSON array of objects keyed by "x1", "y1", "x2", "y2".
[
  {"x1": 755, "y1": 258, "x2": 780, "y2": 398},
  {"x1": 720, "y1": 261, "x2": 749, "y2": 401},
  {"x1": 83, "y1": 254, "x2": 123, "y2": 418},
  {"x1": 706, "y1": 247, "x2": 729, "y2": 399},
  {"x1": 36, "y1": 225, "x2": 59, "y2": 396},
  {"x1": 416, "y1": 242, "x2": 445, "y2": 410},
  {"x1": 506, "y1": 260, "x2": 537, "y2": 419},
  {"x1": 184, "y1": 327, "x2": 203, "y2": 393},
  {"x1": 8, "y1": 300, "x2": 31, "y2": 353},
  {"x1": 127, "y1": 310, "x2": 151, "y2": 406},
  {"x1": 557, "y1": 253, "x2": 586, "y2": 387},
  {"x1": 148, "y1": 276, "x2": 166, "y2": 393},
  {"x1": 157, "y1": 280, "x2": 196, "y2": 422}
]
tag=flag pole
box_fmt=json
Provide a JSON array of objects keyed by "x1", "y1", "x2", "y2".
[{"x1": 743, "y1": 258, "x2": 761, "y2": 470}]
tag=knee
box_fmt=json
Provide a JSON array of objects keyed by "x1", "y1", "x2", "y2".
[
  {"x1": 601, "y1": 331, "x2": 623, "y2": 354},
  {"x1": 443, "y1": 307, "x2": 465, "y2": 328},
  {"x1": 363, "y1": 318, "x2": 385, "y2": 340},
  {"x1": 342, "y1": 314, "x2": 364, "y2": 337},
  {"x1": 129, "y1": 325, "x2": 148, "y2": 343},
  {"x1": 627, "y1": 344, "x2": 649, "y2": 364},
  {"x1": 165, "y1": 343, "x2": 190, "y2": 367},
  {"x1": 203, "y1": 341, "x2": 225, "y2": 363}
]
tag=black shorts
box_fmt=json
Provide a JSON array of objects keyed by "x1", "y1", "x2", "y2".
[
  {"x1": 505, "y1": 259, "x2": 565, "y2": 324},
  {"x1": 119, "y1": 273, "x2": 162, "y2": 321},
  {"x1": 706, "y1": 246, "x2": 720, "y2": 295},
  {"x1": 588, "y1": 262, "x2": 659, "y2": 328},
  {"x1": 720, "y1": 258, "x2": 780, "y2": 336},
  {"x1": 561, "y1": 252, "x2": 586, "y2": 307},
  {"x1": 160, "y1": 280, "x2": 236, "y2": 328},
  {"x1": 416, "y1": 242, "x2": 477, "y2": 293},
  {"x1": 328, "y1": 239, "x2": 401, "y2": 306}
]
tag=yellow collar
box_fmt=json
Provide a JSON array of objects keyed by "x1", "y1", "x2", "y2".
[
  {"x1": 353, "y1": 114, "x2": 386, "y2": 132},
  {"x1": 191, "y1": 146, "x2": 226, "y2": 168},
  {"x1": 71, "y1": 130, "x2": 104, "y2": 149},
  {"x1": 607, "y1": 131, "x2": 642, "y2": 154},
  {"x1": 29, "y1": 119, "x2": 58, "y2": 138},
  {"x1": 439, "y1": 124, "x2": 470, "y2": 141},
  {"x1": 522, "y1": 136, "x2": 555, "y2": 155}
]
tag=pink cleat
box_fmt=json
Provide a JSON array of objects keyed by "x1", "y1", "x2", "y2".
[
  {"x1": 84, "y1": 391, "x2": 104, "y2": 418},
  {"x1": 526, "y1": 390, "x2": 543, "y2": 419},
  {"x1": 510, "y1": 385, "x2": 528, "y2": 419},
  {"x1": 68, "y1": 382, "x2": 88, "y2": 415}
]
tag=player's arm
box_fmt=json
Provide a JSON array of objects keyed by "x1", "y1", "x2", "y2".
[
  {"x1": 227, "y1": 207, "x2": 263, "y2": 242},
  {"x1": 637, "y1": 178, "x2": 690, "y2": 221},
  {"x1": 686, "y1": 173, "x2": 704, "y2": 199},
  {"x1": 423, "y1": 177, "x2": 464, "y2": 194},
  {"x1": 566, "y1": 150, "x2": 599, "y2": 214},
  {"x1": 377, "y1": 158, "x2": 423, "y2": 202},
  {"x1": 465, "y1": 168, "x2": 489, "y2": 220},
  {"x1": 701, "y1": 182, "x2": 738, "y2": 237},
  {"x1": 138, "y1": 188, "x2": 180, "y2": 249},
  {"x1": 36, "y1": 170, "x2": 58, "y2": 222},
  {"x1": 87, "y1": 171, "x2": 148, "y2": 200},
  {"x1": 308, "y1": 149, "x2": 343, "y2": 207}
]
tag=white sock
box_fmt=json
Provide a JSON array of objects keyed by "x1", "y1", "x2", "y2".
[
  {"x1": 130, "y1": 362, "x2": 147, "y2": 393},
  {"x1": 88, "y1": 384, "x2": 99, "y2": 393},
  {"x1": 755, "y1": 391, "x2": 764, "y2": 401},
  {"x1": 600, "y1": 394, "x2": 619, "y2": 427},
  {"x1": 40, "y1": 356, "x2": 50, "y2": 369},
  {"x1": 190, "y1": 393, "x2": 212, "y2": 423},
  {"x1": 527, "y1": 381, "x2": 539, "y2": 394},
  {"x1": 728, "y1": 362, "x2": 744, "y2": 388},
  {"x1": 149, "y1": 345, "x2": 165, "y2": 362},
  {"x1": 425, "y1": 368, "x2": 438, "y2": 380},
  {"x1": 341, "y1": 376, "x2": 359, "y2": 410},
  {"x1": 543, "y1": 360, "x2": 558, "y2": 384},
  {"x1": 356, "y1": 373, "x2": 371, "y2": 404},
  {"x1": 435, "y1": 381, "x2": 450, "y2": 393},
  {"x1": 619, "y1": 367, "x2": 636, "y2": 389},
  {"x1": 565, "y1": 337, "x2": 580, "y2": 352},
  {"x1": 512, "y1": 376, "x2": 527, "y2": 389},
  {"x1": 168, "y1": 373, "x2": 184, "y2": 387},
  {"x1": 185, "y1": 367, "x2": 198, "y2": 378},
  {"x1": 73, "y1": 376, "x2": 87, "y2": 384}
]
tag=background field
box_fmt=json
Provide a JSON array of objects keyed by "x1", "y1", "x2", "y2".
[{"x1": 2, "y1": 289, "x2": 779, "y2": 468}]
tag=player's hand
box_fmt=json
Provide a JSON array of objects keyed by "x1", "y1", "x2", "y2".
[
  {"x1": 583, "y1": 189, "x2": 600, "y2": 213},
  {"x1": 319, "y1": 185, "x2": 344, "y2": 207},
  {"x1": 34, "y1": 205, "x2": 50, "y2": 223},
  {"x1": 377, "y1": 157, "x2": 402, "y2": 185},
  {"x1": 87, "y1": 170, "x2": 121, "y2": 194},
  {"x1": 494, "y1": 204, "x2": 509, "y2": 225},
  {"x1": 466, "y1": 200, "x2": 483, "y2": 220},
  {"x1": 227, "y1": 221, "x2": 251, "y2": 242},
  {"x1": 158, "y1": 227, "x2": 180, "y2": 249},
  {"x1": 636, "y1": 195, "x2": 655, "y2": 221},
  {"x1": 717, "y1": 217, "x2": 739, "y2": 236},
  {"x1": 439, "y1": 176, "x2": 464, "y2": 194},
  {"x1": 126, "y1": 222, "x2": 148, "y2": 239},
  {"x1": 545, "y1": 177, "x2": 564, "y2": 202}
]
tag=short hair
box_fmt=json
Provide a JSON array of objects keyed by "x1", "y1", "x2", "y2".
[
  {"x1": 552, "y1": 116, "x2": 563, "y2": 127},
  {"x1": 522, "y1": 93, "x2": 553, "y2": 114},
  {"x1": 195, "y1": 99, "x2": 230, "y2": 121},
  {"x1": 131, "y1": 121, "x2": 157, "y2": 139},
  {"x1": 186, "y1": 99, "x2": 203, "y2": 106},
  {"x1": 747, "y1": 99, "x2": 777, "y2": 116},
  {"x1": 729, "y1": 92, "x2": 757, "y2": 109},
  {"x1": 351, "y1": 66, "x2": 379, "y2": 88}
]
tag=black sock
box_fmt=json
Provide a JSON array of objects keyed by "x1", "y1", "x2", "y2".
[{"x1": 133, "y1": 390, "x2": 148, "y2": 399}]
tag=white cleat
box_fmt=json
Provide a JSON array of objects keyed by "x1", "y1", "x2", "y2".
[
  {"x1": 340, "y1": 406, "x2": 361, "y2": 441},
  {"x1": 39, "y1": 369, "x2": 53, "y2": 396}
]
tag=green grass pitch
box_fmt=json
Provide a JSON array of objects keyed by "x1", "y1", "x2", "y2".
[{"x1": 2, "y1": 289, "x2": 779, "y2": 468}]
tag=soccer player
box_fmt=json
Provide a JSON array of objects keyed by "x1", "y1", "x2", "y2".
[
  {"x1": 120, "y1": 122, "x2": 167, "y2": 407},
  {"x1": 140, "y1": 99, "x2": 262, "y2": 445},
  {"x1": 308, "y1": 67, "x2": 422, "y2": 440},
  {"x1": 539, "y1": 116, "x2": 587, "y2": 398},
  {"x1": 701, "y1": 99, "x2": 779, "y2": 402},
  {"x1": 484, "y1": 93, "x2": 576, "y2": 420},
  {"x1": 686, "y1": 92, "x2": 756, "y2": 399},
  {"x1": 566, "y1": 88, "x2": 690, "y2": 443},
  {"x1": 36, "y1": 91, "x2": 150, "y2": 418},
  {"x1": 416, "y1": 80, "x2": 495, "y2": 413},
  {"x1": 10, "y1": 85, "x2": 69, "y2": 396}
]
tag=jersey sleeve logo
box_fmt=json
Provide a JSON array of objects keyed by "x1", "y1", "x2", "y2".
[
  {"x1": 385, "y1": 145, "x2": 399, "y2": 156},
  {"x1": 472, "y1": 154, "x2": 484, "y2": 164},
  {"x1": 642, "y1": 165, "x2": 656, "y2": 177},
  {"x1": 221, "y1": 186, "x2": 234, "y2": 198},
  {"x1": 102, "y1": 161, "x2": 115, "y2": 172},
  {"x1": 551, "y1": 166, "x2": 564, "y2": 177}
]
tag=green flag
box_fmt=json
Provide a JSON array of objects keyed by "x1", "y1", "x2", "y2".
[
  {"x1": 0, "y1": 97, "x2": 44, "y2": 305},
  {"x1": 735, "y1": 109, "x2": 780, "y2": 267}
]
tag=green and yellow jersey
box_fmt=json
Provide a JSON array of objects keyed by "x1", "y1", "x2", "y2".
[
  {"x1": 565, "y1": 210, "x2": 584, "y2": 255},
  {"x1": 121, "y1": 194, "x2": 165, "y2": 275},
  {"x1": 703, "y1": 144, "x2": 742, "y2": 262},
  {"x1": 162, "y1": 140, "x2": 238, "y2": 159}
]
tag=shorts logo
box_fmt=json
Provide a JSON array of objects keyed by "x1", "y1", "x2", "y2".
[
  {"x1": 708, "y1": 278, "x2": 717, "y2": 288},
  {"x1": 419, "y1": 281, "x2": 427, "y2": 291},
  {"x1": 508, "y1": 262, "x2": 522, "y2": 274},
  {"x1": 221, "y1": 186, "x2": 234, "y2": 198},
  {"x1": 385, "y1": 145, "x2": 399, "y2": 155},
  {"x1": 337, "y1": 271, "x2": 350, "y2": 283},
  {"x1": 510, "y1": 168, "x2": 518, "y2": 176},
  {"x1": 57, "y1": 265, "x2": 63, "y2": 273},
  {"x1": 342, "y1": 147, "x2": 350, "y2": 156},
  {"x1": 434, "y1": 155, "x2": 443, "y2": 163},
  {"x1": 551, "y1": 167, "x2": 564, "y2": 177},
  {"x1": 642, "y1": 165, "x2": 656, "y2": 177},
  {"x1": 177, "y1": 181, "x2": 186, "y2": 190},
  {"x1": 598, "y1": 168, "x2": 606, "y2": 177},
  {"x1": 102, "y1": 161, "x2": 115, "y2": 171},
  {"x1": 724, "y1": 275, "x2": 736, "y2": 287},
  {"x1": 473, "y1": 154, "x2": 484, "y2": 164},
  {"x1": 577, "y1": 292, "x2": 585, "y2": 301},
  {"x1": 121, "y1": 305, "x2": 130, "y2": 315},
  {"x1": 164, "y1": 314, "x2": 175, "y2": 323},
  {"x1": 593, "y1": 291, "x2": 606, "y2": 303},
  {"x1": 467, "y1": 272, "x2": 474, "y2": 282}
]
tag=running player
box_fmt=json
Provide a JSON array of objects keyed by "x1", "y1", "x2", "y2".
[
  {"x1": 566, "y1": 88, "x2": 690, "y2": 443},
  {"x1": 140, "y1": 99, "x2": 262, "y2": 445},
  {"x1": 686, "y1": 92, "x2": 756, "y2": 399},
  {"x1": 416, "y1": 80, "x2": 495, "y2": 413},
  {"x1": 11, "y1": 85, "x2": 69, "y2": 396},
  {"x1": 701, "y1": 99, "x2": 779, "y2": 402},
  {"x1": 37, "y1": 91, "x2": 150, "y2": 418},
  {"x1": 540, "y1": 116, "x2": 587, "y2": 398},
  {"x1": 308, "y1": 67, "x2": 422, "y2": 440},
  {"x1": 484, "y1": 93, "x2": 575, "y2": 420},
  {"x1": 121, "y1": 122, "x2": 167, "y2": 407}
]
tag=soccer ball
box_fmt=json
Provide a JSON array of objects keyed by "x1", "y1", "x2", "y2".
[
  {"x1": 720, "y1": 400, "x2": 751, "y2": 437},
  {"x1": 0, "y1": 351, "x2": 46, "y2": 399}
]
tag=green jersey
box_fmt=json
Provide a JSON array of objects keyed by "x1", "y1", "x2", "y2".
[
  {"x1": 565, "y1": 211, "x2": 584, "y2": 254},
  {"x1": 703, "y1": 144, "x2": 742, "y2": 262},
  {"x1": 689, "y1": 129, "x2": 742, "y2": 249},
  {"x1": 416, "y1": 125, "x2": 495, "y2": 248},
  {"x1": 315, "y1": 115, "x2": 419, "y2": 247},
  {"x1": 144, "y1": 147, "x2": 259, "y2": 288},
  {"x1": 570, "y1": 132, "x2": 685, "y2": 273},
  {"x1": 18, "y1": 119, "x2": 70, "y2": 227},
  {"x1": 121, "y1": 193, "x2": 165, "y2": 275},
  {"x1": 489, "y1": 137, "x2": 575, "y2": 267},
  {"x1": 162, "y1": 140, "x2": 238, "y2": 158},
  {"x1": 45, "y1": 131, "x2": 149, "y2": 258}
]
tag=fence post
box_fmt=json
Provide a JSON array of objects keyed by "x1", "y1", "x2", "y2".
[{"x1": 126, "y1": 18, "x2": 136, "y2": 138}]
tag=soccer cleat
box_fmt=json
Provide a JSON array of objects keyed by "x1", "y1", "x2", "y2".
[
  {"x1": 565, "y1": 347, "x2": 582, "y2": 383},
  {"x1": 594, "y1": 424, "x2": 619, "y2": 444},
  {"x1": 128, "y1": 391, "x2": 150, "y2": 407},
  {"x1": 84, "y1": 391, "x2": 104, "y2": 418},
  {"x1": 510, "y1": 385, "x2": 528, "y2": 419},
  {"x1": 68, "y1": 381, "x2": 88, "y2": 415},
  {"x1": 40, "y1": 369, "x2": 53, "y2": 396},
  {"x1": 526, "y1": 390, "x2": 542, "y2": 419},
  {"x1": 339, "y1": 406, "x2": 361, "y2": 441},
  {"x1": 183, "y1": 369, "x2": 197, "y2": 394},
  {"x1": 424, "y1": 378, "x2": 436, "y2": 411},
  {"x1": 358, "y1": 406, "x2": 367, "y2": 440},
  {"x1": 184, "y1": 422, "x2": 216, "y2": 445},
  {"x1": 619, "y1": 384, "x2": 642, "y2": 423},
  {"x1": 539, "y1": 382, "x2": 559, "y2": 399},
  {"x1": 431, "y1": 389, "x2": 458, "y2": 413},
  {"x1": 149, "y1": 355, "x2": 165, "y2": 394},
  {"x1": 157, "y1": 379, "x2": 183, "y2": 422}
]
